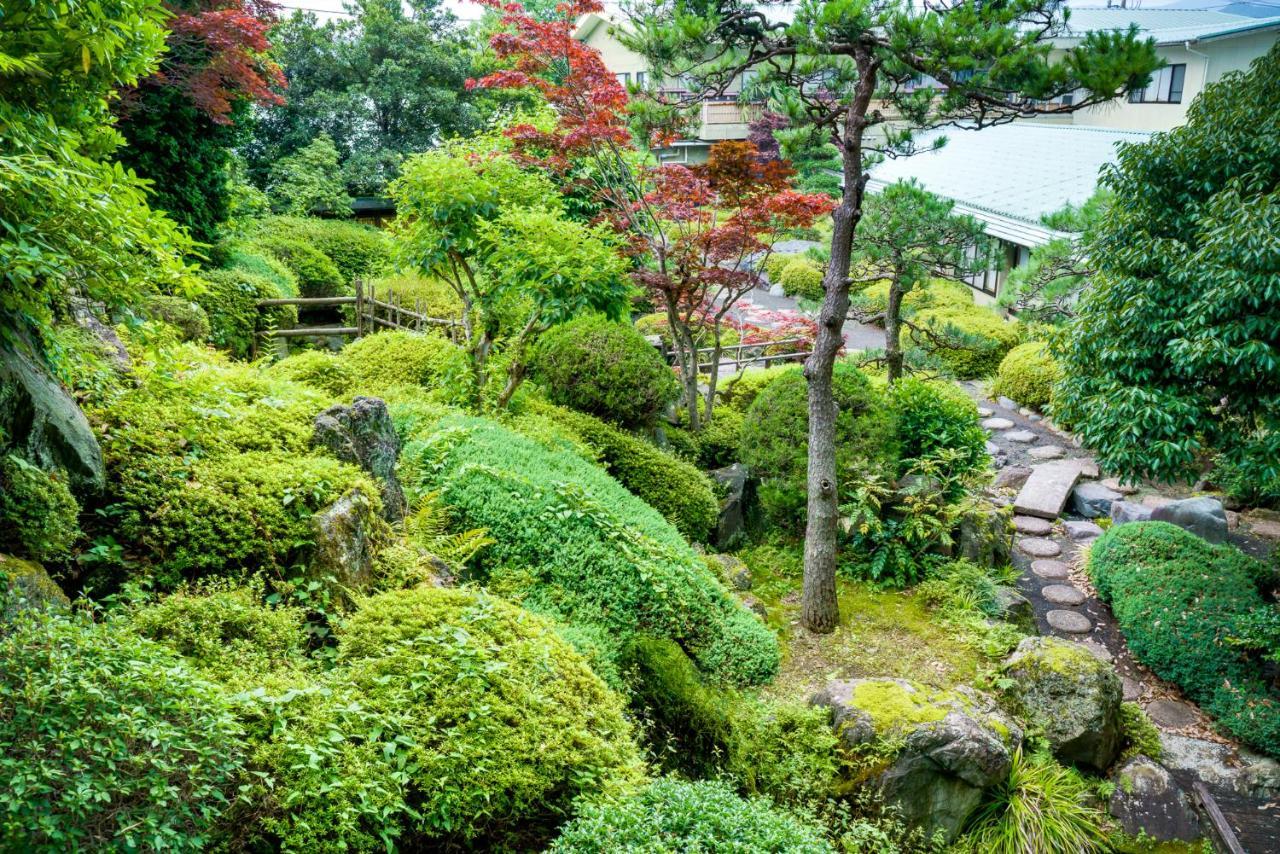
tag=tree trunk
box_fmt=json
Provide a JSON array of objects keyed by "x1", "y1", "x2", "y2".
[
  {"x1": 801, "y1": 53, "x2": 878, "y2": 634},
  {"x1": 666, "y1": 299, "x2": 701, "y2": 431},
  {"x1": 885, "y1": 274, "x2": 905, "y2": 383}
]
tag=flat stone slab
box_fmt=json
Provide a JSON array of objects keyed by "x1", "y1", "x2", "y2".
[
  {"x1": 1031, "y1": 559, "x2": 1071, "y2": 579},
  {"x1": 1043, "y1": 584, "x2": 1086, "y2": 605},
  {"x1": 1018, "y1": 537, "x2": 1062, "y2": 557},
  {"x1": 1068, "y1": 457, "x2": 1101, "y2": 479},
  {"x1": 977, "y1": 407, "x2": 994, "y2": 418},
  {"x1": 982, "y1": 417, "x2": 1014, "y2": 431},
  {"x1": 1013, "y1": 515, "x2": 1053, "y2": 535},
  {"x1": 1146, "y1": 699, "x2": 1199, "y2": 729},
  {"x1": 1047, "y1": 609, "x2": 1093, "y2": 634},
  {"x1": 1245, "y1": 517, "x2": 1280, "y2": 539},
  {"x1": 1122, "y1": 677, "x2": 1144, "y2": 702},
  {"x1": 1027, "y1": 445, "x2": 1065, "y2": 460},
  {"x1": 1101, "y1": 477, "x2": 1138, "y2": 495},
  {"x1": 1002, "y1": 429, "x2": 1038, "y2": 443},
  {"x1": 1013, "y1": 461, "x2": 1083, "y2": 519},
  {"x1": 1064, "y1": 520, "x2": 1104, "y2": 541}
]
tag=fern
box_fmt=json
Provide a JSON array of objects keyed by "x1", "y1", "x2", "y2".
[{"x1": 405, "y1": 490, "x2": 493, "y2": 568}]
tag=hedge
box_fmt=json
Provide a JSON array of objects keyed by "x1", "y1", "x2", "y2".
[
  {"x1": 193, "y1": 269, "x2": 297, "y2": 360},
  {"x1": 247, "y1": 216, "x2": 393, "y2": 285},
  {"x1": 1088, "y1": 522, "x2": 1278, "y2": 755},
  {"x1": 991, "y1": 341, "x2": 1060, "y2": 411},
  {"x1": 908, "y1": 305, "x2": 1022, "y2": 379},
  {"x1": 248, "y1": 235, "x2": 345, "y2": 298}
]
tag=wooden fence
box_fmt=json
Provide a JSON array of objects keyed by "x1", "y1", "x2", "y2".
[
  {"x1": 664, "y1": 337, "x2": 812, "y2": 374},
  {"x1": 254, "y1": 280, "x2": 461, "y2": 357}
]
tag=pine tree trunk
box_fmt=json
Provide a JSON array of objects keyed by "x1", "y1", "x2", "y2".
[
  {"x1": 801, "y1": 53, "x2": 878, "y2": 633},
  {"x1": 885, "y1": 275, "x2": 905, "y2": 383}
]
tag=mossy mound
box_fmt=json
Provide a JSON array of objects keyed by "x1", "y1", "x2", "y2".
[{"x1": 0, "y1": 553, "x2": 69, "y2": 623}]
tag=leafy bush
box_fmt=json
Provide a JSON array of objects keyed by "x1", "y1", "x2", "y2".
[
  {"x1": 991, "y1": 341, "x2": 1060, "y2": 411},
  {"x1": 960, "y1": 750, "x2": 1108, "y2": 854},
  {"x1": 145, "y1": 294, "x2": 211, "y2": 342},
  {"x1": 531, "y1": 315, "x2": 678, "y2": 427},
  {"x1": 779, "y1": 258, "x2": 825, "y2": 301},
  {"x1": 853, "y1": 277, "x2": 973, "y2": 319},
  {"x1": 889, "y1": 376, "x2": 988, "y2": 480},
  {"x1": 633, "y1": 311, "x2": 741, "y2": 350},
  {"x1": 337, "y1": 329, "x2": 461, "y2": 394},
  {"x1": 761, "y1": 252, "x2": 801, "y2": 282},
  {"x1": 250, "y1": 236, "x2": 345, "y2": 298},
  {"x1": 717, "y1": 365, "x2": 792, "y2": 413},
  {"x1": 535, "y1": 403, "x2": 719, "y2": 542},
  {"x1": 741, "y1": 363, "x2": 898, "y2": 527},
  {"x1": 220, "y1": 242, "x2": 299, "y2": 297},
  {"x1": 1089, "y1": 522, "x2": 1279, "y2": 755},
  {"x1": 397, "y1": 413, "x2": 778, "y2": 685},
  {"x1": 0, "y1": 454, "x2": 79, "y2": 562},
  {"x1": 249, "y1": 216, "x2": 392, "y2": 285},
  {"x1": 909, "y1": 306, "x2": 1021, "y2": 379},
  {"x1": 1212, "y1": 451, "x2": 1280, "y2": 509},
  {"x1": 335, "y1": 587, "x2": 644, "y2": 845},
  {"x1": 266, "y1": 349, "x2": 355, "y2": 396},
  {"x1": 0, "y1": 613, "x2": 243, "y2": 851},
  {"x1": 369, "y1": 271, "x2": 463, "y2": 321},
  {"x1": 693, "y1": 407, "x2": 746, "y2": 469},
  {"x1": 550, "y1": 778, "x2": 833, "y2": 853},
  {"x1": 194, "y1": 269, "x2": 298, "y2": 359}
]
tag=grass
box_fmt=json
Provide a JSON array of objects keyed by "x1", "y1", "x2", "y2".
[{"x1": 737, "y1": 542, "x2": 992, "y2": 702}]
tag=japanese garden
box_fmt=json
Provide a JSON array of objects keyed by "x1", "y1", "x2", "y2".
[{"x1": 2, "y1": 0, "x2": 1279, "y2": 851}]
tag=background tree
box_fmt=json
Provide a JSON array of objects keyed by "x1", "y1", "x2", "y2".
[
  {"x1": 999, "y1": 190, "x2": 1111, "y2": 323},
  {"x1": 1055, "y1": 44, "x2": 1280, "y2": 493},
  {"x1": 116, "y1": 0, "x2": 284, "y2": 243},
  {"x1": 245, "y1": 0, "x2": 478, "y2": 197},
  {"x1": 850, "y1": 180, "x2": 988, "y2": 382},
  {"x1": 626, "y1": 0, "x2": 1160, "y2": 632},
  {"x1": 266, "y1": 133, "x2": 352, "y2": 215}
]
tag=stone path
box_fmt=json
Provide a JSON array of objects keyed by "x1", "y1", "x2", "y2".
[{"x1": 967, "y1": 383, "x2": 1280, "y2": 852}]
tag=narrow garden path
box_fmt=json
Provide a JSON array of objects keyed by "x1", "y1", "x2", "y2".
[{"x1": 967, "y1": 384, "x2": 1280, "y2": 852}]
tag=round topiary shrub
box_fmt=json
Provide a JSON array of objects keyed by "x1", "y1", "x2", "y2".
[
  {"x1": 194, "y1": 269, "x2": 298, "y2": 360},
  {"x1": 531, "y1": 315, "x2": 678, "y2": 428},
  {"x1": 250, "y1": 236, "x2": 345, "y2": 298},
  {"x1": 717, "y1": 365, "x2": 792, "y2": 413},
  {"x1": 145, "y1": 295, "x2": 211, "y2": 342},
  {"x1": 762, "y1": 252, "x2": 801, "y2": 282},
  {"x1": 338, "y1": 329, "x2": 461, "y2": 394},
  {"x1": 909, "y1": 306, "x2": 1021, "y2": 379},
  {"x1": 0, "y1": 454, "x2": 79, "y2": 563},
  {"x1": 251, "y1": 216, "x2": 392, "y2": 285},
  {"x1": 549, "y1": 778, "x2": 832, "y2": 853},
  {"x1": 889, "y1": 376, "x2": 988, "y2": 479},
  {"x1": 779, "y1": 259, "x2": 825, "y2": 301},
  {"x1": 266, "y1": 349, "x2": 355, "y2": 396},
  {"x1": 0, "y1": 613, "x2": 244, "y2": 851},
  {"x1": 221, "y1": 242, "x2": 299, "y2": 297},
  {"x1": 741, "y1": 363, "x2": 898, "y2": 528},
  {"x1": 991, "y1": 340, "x2": 1060, "y2": 411},
  {"x1": 336, "y1": 586, "x2": 645, "y2": 845}
]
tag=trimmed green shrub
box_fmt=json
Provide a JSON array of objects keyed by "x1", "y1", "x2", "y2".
[
  {"x1": 0, "y1": 455, "x2": 79, "y2": 562},
  {"x1": 337, "y1": 329, "x2": 461, "y2": 394},
  {"x1": 741, "y1": 363, "x2": 898, "y2": 527},
  {"x1": 144, "y1": 294, "x2": 211, "y2": 342},
  {"x1": 854, "y1": 278, "x2": 973, "y2": 319},
  {"x1": 991, "y1": 341, "x2": 1059, "y2": 411},
  {"x1": 0, "y1": 613, "x2": 244, "y2": 851},
  {"x1": 266, "y1": 349, "x2": 355, "y2": 396},
  {"x1": 536, "y1": 403, "x2": 719, "y2": 542},
  {"x1": 250, "y1": 236, "x2": 345, "y2": 298},
  {"x1": 779, "y1": 258, "x2": 825, "y2": 301},
  {"x1": 249, "y1": 216, "x2": 392, "y2": 285},
  {"x1": 531, "y1": 315, "x2": 678, "y2": 427},
  {"x1": 397, "y1": 413, "x2": 778, "y2": 685},
  {"x1": 369, "y1": 271, "x2": 463, "y2": 320},
  {"x1": 550, "y1": 778, "x2": 833, "y2": 853},
  {"x1": 761, "y1": 252, "x2": 801, "y2": 282},
  {"x1": 221, "y1": 242, "x2": 299, "y2": 297},
  {"x1": 717, "y1": 365, "x2": 792, "y2": 413},
  {"x1": 335, "y1": 587, "x2": 644, "y2": 845},
  {"x1": 694, "y1": 407, "x2": 745, "y2": 469},
  {"x1": 1089, "y1": 522, "x2": 1279, "y2": 755},
  {"x1": 909, "y1": 306, "x2": 1022, "y2": 379},
  {"x1": 889, "y1": 376, "x2": 988, "y2": 479},
  {"x1": 194, "y1": 269, "x2": 298, "y2": 359}
]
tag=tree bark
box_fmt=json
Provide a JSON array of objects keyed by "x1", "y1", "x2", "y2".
[
  {"x1": 885, "y1": 270, "x2": 905, "y2": 383},
  {"x1": 801, "y1": 51, "x2": 878, "y2": 634}
]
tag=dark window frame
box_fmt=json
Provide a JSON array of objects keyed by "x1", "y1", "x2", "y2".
[{"x1": 1128, "y1": 63, "x2": 1186, "y2": 104}]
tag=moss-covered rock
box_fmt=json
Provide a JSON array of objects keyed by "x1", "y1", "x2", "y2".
[
  {"x1": 0, "y1": 553, "x2": 69, "y2": 624},
  {"x1": 0, "y1": 454, "x2": 80, "y2": 562},
  {"x1": 1002, "y1": 636, "x2": 1123, "y2": 771}
]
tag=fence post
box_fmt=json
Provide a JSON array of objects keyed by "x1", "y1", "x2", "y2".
[{"x1": 354, "y1": 279, "x2": 365, "y2": 337}]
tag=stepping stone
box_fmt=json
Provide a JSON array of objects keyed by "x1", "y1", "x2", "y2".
[
  {"x1": 1067, "y1": 457, "x2": 1100, "y2": 479},
  {"x1": 1246, "y1": 516, "x2": 1280, "y2": 539},
  {"x1": 1072, "y1": 481, "x2": 1123, "y2": 518},
  {"x1": 1042, "y1": 584, "x2": 1086, "y2": 605},
  {"x1": 997, "y1": 396, "x2": 1018, "y2": 410},
  {"x1": 1079, "y1": 640, "x2": 1114, "y2": 663},
  {"x1": 1013, "y1": 515, "x2": 1052, "y2": 535},
  {"x1": 1047, "y1": 609, "x2": 1093, "y2": 634},
  {"x1": 1028, "y1": 414, "x2": 1042, "y2": 423},
  {"x1": 1101, "y1": 477, "x2": 1137, "y2": 495},
  {"x1": 982, "y1": 417, "x2": 1014, "y2": 431},
  {"x1": 1064, "y1": 520, "x2": 1104, "y2": 541},
  {"x1": 1013, "y1": 461, "x2": 1083, "y2": 519},
  {"x1": 1031, "y1": 559, "x2": 1070, "y2": 579},
  {"x1": 1003, "y1": 429, "x2": 1038, "y2": 443},
  {"x1": 1018, "y1": 537, "x2": 1062, "y2": 557},
  {"x1": 977, "y1": 407, "x2": 994, "y2": 418},
  {"x1": 1121, "y1": 677, "x2": 1143, "y2": 702},
  {"x1": 984, "y1": 440, "x2": 1001, "y2": 455},
  {"x1": 1145, "y1": 699, "x2": 1199, "y2": 729},
  {"x1": 994, "y1": 465, "x2": 1032, "y2": 490},
  {"x1": 1027, "y1": 445, "x2": 1065, "y2": 460}
]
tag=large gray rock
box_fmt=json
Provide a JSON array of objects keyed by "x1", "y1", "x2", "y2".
[
  {"x1": 992, "y1": 586, "x2": 1034, "y2": 630},
  {"x1": 711, "y1": 463, "x2": 753, "y2": 549},
  {"x1": 1151, "y1": 496, "x2": 1228, "y2": 544},
  {"x1": 310, "y1": 490, "x2": 388, "y2": 595},
  {"x1": 1160, "y1": 734, "x2": 1280, "y2": 799},
  {"x1": 1109, "y1": 756, "x2": 1201, "y2": 842},
  {"x1": 0, "y1": 553, "x2": 69, "y2": 624},
  {"x1": 957, "y1": 503, "x2": 1012, "y2": 567},
  {"x1": 1071, "y1": 481, "x2": 1123, "y2": 518},
  {"x1": 0, "y1": 339, "x2": 104, "y2": 491},
  {"x1": 312, "y1": 397, "x2": 405, "y2": 522},
  {"x1": 993, "y1": 465, "x2": 1032, "y2": 490},
  {"x1": 710, "y1": 553, "x2": 752, "y2": 591},
  {"x1": 1111, "y1": 500, "x2": 1154, "y2": 525},
  {"x1": 1001, "y1": 637, "x2": 1122, "y2": 771},
  {"x1": 70, "y1": 297, "x2": 130, "y2": 372},
  {"x1": 811, "y1": 678, "x2": 1020, "y2": 843},
  {"x1": 1013, "y1": 461, "x2": 1081, "y2": 519}
]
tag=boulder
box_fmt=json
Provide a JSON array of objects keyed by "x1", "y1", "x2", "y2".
[
  {"x1": 1150, "y1": 496, "x2": 1228, "y2": 545},
  {"x1": 0, "y1": 339, "x2": 104, "y2": 491},
  {"x1": 0, "y1": 553, "x2": 69, "y2": 624},
  {"x1": 1108, "y1": 756, "x2": 1202, "y2": 842},
  {"x1": 312, "y1": 397, "x2": 406, "y2": 522},
  {"x1": 710, "y1": 553, "x2": 752, "y2": 591},
  {"x1": 993, "y1": 465, "x2": 1032, "y2": 490},
  {"x1": 1063, "y1": 520, "x2": 1104, "y2": 541},
  {"x1": 70, "y1": 297, "x2": 130, "y2": 372},
  {"x1": 992, "y1": 586, "x2": 1034, "y2": 630},
  {"x1": 710, "y1": 463, "x2": 753, "y2": 549},
  {"x1": 310, "y1": 490, "x2": 389, "y2": 595},
  {"x1": 811, "y1": 678, "x2": 1020, "y2": 843},
  {"x1": 1071, "y1": 481, "x2": 1123, "y2": 518},
  {"x1": 957, "y1": 503, "x2": 1012, "y2": 567},
  {"x1": 1111, "y1": 500, "x2": 1154, "y2": 525},
  {"x1": 1160, "y1": 734, "x2": 1280, "y2": 799},
  {"x1": 1001, "y1": 636, "x2": 1122, "y2": 771}
]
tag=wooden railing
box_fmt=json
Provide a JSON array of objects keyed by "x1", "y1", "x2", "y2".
[{"x1": 665, "y1": 337, "x2": 811, "y2": 373}]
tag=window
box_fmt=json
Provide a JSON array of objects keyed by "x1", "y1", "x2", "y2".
[
  {"x1": 616, "y1": 72, "x2": 631, "y2": 86},
  {"x1": 1128, "y1": 64, "x2": 1185, "y2": 104},
  {"x1": 635, "y1": 71, "x2": 647, "y2": 87}
]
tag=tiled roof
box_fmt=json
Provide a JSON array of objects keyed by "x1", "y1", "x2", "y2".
[
  {"x1": 1061, "y1": 7, "x2": 1280, "y2": 42},
  {"x1": 866, "y1": 123, "x2": 1150, "y2": 232}
]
